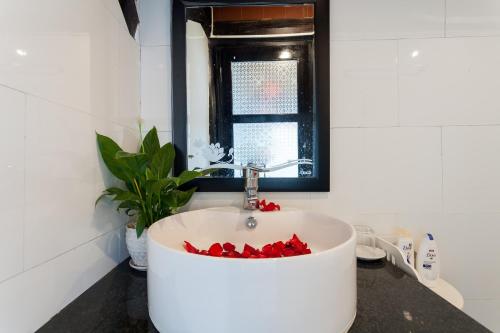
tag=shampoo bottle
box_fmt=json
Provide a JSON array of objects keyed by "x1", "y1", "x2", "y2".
[{"x1": 416, "y1": 233, "x2": 440, "y2": 287}]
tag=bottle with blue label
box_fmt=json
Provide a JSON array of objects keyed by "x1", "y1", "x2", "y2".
[{"x1": 416, "y1": 233, "x2": 440, "y2": 287}]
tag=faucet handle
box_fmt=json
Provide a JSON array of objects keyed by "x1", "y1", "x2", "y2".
[
  {"x1": 205, "y1": 159, "x2": 313, "y2": 173},
  {"x1": 252, "y1": 159, "x2": 313, "y2": 173}
]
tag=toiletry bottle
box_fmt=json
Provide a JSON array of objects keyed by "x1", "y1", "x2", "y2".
[
  {"x1": 397, "y1": 235, "x2": 414, "y2": 267},
  {"x1": 416, "y1": 233, "x2": 440, "y2": 287}
]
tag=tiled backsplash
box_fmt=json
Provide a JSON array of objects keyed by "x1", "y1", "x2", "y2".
[{"x1": 139, "y1": 0, "x2": 500, "y2": 331}]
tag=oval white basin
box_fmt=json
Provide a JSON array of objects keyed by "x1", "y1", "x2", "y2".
[{"x1": 148, "y1": 207, "x2": 357, "y2": 333}]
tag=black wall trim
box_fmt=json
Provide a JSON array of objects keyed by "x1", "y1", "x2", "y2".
[
  {"x1": 119, "y1": 0, "x2": 139, "y2": 37},
  {"x1": 172, "y1": 0, "x2": 330, "y2": 192}
]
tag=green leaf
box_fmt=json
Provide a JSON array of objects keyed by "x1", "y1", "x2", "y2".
[
  {"x1": 176, "y1": 170, "x2": 202, "y2": 186},
  {"x1": 136, "y1": 214, "x2": 146, "y2": 238},
  {"x1": 175, "y1": 187, "x2": 197, "y2": 207},
  {"x1": 105, "y1": 187, "x2": 127, "y2": 195},
  {"x1": 145, "y1": 168, "x2": 154, "y2": 180},
  {"x1": 117, "y1": 200, "x2": 140, "y2": 211},
  {"x1": 114, "y1": 191, "x2": 140, "y2": 201},
  {"x1": 96, "y1": 133, "x2": 128, "y2": 181},
  {"x1": 141, "y1": 127, "x2": 160, "y2": 158},
  {"x1": 95, "y1": 192, "x2": 109, "y2": 206},
  {"x1": 115, "y1": 151, "x2": 149, "y2": 180},
  {"x1": 151, "y1": 143, "x2": 175, "y2": 179},
  {"x1": 95, "y1": 187, "x2": 126, "y2": 206},
  {"x1": 162, "y1": 191, "x2": 178, "y2": 208},
  {"x1": 149, "y1": 178, "x2": 176, "y2": 196}
]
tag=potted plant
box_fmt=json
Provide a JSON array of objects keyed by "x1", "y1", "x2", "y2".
[{"x1": 96, "y1": 127, "x2": 204, "y2": 270}]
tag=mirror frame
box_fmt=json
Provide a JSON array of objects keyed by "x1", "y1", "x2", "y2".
[{"x1": 172, "y1": 0, "x2": 329, "y2": 192}]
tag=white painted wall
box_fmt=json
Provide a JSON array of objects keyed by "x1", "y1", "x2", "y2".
[
  {"x1": 139, "y1": 0, "x2": 500, "y2": 331},
  {"x1": 0, "y1": 0, "x2": 140, "y2": 331}
]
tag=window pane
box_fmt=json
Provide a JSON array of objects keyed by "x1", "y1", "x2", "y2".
[
  {"x1": 231, "y1": 60, "x2": 298, "y2": 115},
  {"x1": 233, "y1": 122, "x2": 298, "y2": 177}
]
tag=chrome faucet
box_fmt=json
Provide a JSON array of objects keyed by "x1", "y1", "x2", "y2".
[
  {"x1": 243, "y1": 163, "x2": 260, "y2": 210},
  {"x1": 208, "y1": 159, "x2": 313, "y2": 210}
]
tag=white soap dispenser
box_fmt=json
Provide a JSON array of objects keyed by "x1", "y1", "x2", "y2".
[{"x1": 416, "y1": 233, "x2": 440, "y2": 287}]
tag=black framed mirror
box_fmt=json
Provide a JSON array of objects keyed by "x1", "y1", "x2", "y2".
[{"x1": 172, "y1": 0, "x2": 329, "y2": 192}]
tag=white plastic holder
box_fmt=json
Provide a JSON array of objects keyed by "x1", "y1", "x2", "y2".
[{"x1": 376, "y1": 236, "x2": 464, "y2": 310}]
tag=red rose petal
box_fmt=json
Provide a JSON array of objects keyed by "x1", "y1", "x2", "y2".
[
  {"x1": 273, "y1": 241, "x2": 286, "y2": 251},
  {"x1": 244, "y1": 243, "x2": 258, "y2": 255},
  {"x1": 208, "y1": 243, "x2": 223, "y2": 257},
  {"x1": 184, "y1": 241, "x2": 199, "y2": 254},
  {"x1": 258, "y1": 199, "x2": 281, "y2": 212},
  {"x1": 184, "y1": 234, "x2": 311, "y2": 258},
  {"x1": 223, "y1": 242, "x2": 236, "y2": 252},
  {"x1": 262, "y1": 244, "x2": 273, "y2": 256}
]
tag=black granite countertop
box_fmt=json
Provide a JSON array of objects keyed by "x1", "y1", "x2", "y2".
[{"x1": 38, "y1": 259, "x2": 490, "y2": 333}]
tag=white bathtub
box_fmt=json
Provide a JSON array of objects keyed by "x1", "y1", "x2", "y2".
[{"x1": 148, "y1": 207, "x2": 357, "y2": 333}]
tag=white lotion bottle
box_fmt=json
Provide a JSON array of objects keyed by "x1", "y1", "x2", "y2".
[
  {"x1": 397, "y1": 236, "x2": 414, "y2": 267},
  {"x1": 416, "y1": 233, "x2": 440, "y2": 287}
]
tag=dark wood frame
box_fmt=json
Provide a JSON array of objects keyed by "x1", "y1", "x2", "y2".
[{"x1": 172, "y1": 0, "x2": 330, "y2": 192}]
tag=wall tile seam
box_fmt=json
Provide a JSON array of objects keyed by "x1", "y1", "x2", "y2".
[
  {"x1": 395, "y1": 39, "x2": 401, "y2": 127},
  {"x1": 444, "y1": 0, "x2": 447, "y2": 38},
  {"x1": 22, "y1": 93, "x2": 28, "y2": 273},
  {"x1": 443, "y1": 209, "x2": 500, "y2": 215},
  {"x1": 440, "y1": 126, "x2": 445, "y2": 213},
  {"x1": 140, "y1": 43, "x2": 172, "y2": 47},
  {"x1": 330, "y1": 35, "x2": 500, "y2": 43},
  {"x1": 330, "y1": 124, "x2": 500, "y2": 130},
  {"x1": 139, "y1": 43, "x2": 143, "y2": 126},
  {"x1": 141, "y1": 45, "x2": 171, "y2": 49},
  {"x1": 0, "y1": 224, "x2": 127, "y2": 286},
  {"x1": 0, "y1": 87, "x2": 140, "y2": 133},
  {"x1": 464, "y1": 297, "x2": 499, "y2": 301}
]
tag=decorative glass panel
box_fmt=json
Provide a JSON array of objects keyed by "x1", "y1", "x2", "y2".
[
  {"x1": 233, "y1": 122, "x2": 298, "y2": 177},
  {"x1": 231, "y1": 60, "x2": 298, "y2": 115}
]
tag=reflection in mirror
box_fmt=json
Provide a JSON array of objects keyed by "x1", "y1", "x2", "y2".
[{"x1": 185, "y1": 5, "x2": 315, "y2": 179}]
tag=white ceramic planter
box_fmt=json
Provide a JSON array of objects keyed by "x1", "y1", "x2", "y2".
[
  {"x1": 148, "y1": 207, "x2": 357, "y2": 333},
  {"x1": 126, "y1": 224, "x2": 148, "y2": 268}
]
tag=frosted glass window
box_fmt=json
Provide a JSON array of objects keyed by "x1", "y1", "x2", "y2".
[
  {"x1": 231, "y1": 60, "x2": 298, "y2": 115},
  {"x1": 233, "y1": 122, "x2": 298, "y2": 178}
]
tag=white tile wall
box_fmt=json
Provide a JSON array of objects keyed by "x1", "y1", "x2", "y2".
[
  {"x1": 138, "y1": 0, "x2": 171, "y2": 46},
  {"x1": 359, "y1": 127, "x2": 442, "y2": 214},
  {"x1": 399, "y1": 37, "x2": 500, "y2": 126},
  {"x1": 443, "y1": 126, "x2": 500, "y2": 213},
  {"x1": 0, "y1": 227, "x2": 125, "y2": 333},
  {"x1": 141, "y1": 46, "x2": 171, "y2": 132},
  {"x1": 438, "y1": 213, "x2": 500, "y2": 300},
  {"x1": 24, "y1": 97, "x2": 128, "y2": 269},
  {"x1": 0, "y1": 0, "x2": 139, "y2": 331},
  {"x1": 309, "y1": 128, "x2": 442, "y2": 217},
  {"x1": 0, "y1": 86, "x2": 25, "y2": 283},
  {"x1": 331, "y1": 41, "x2": 399, "y2": 127},
  {"x1": 447, "y1": 0, "x2": 500, "y2": 37},
  {"x1": 100, "y1": 0, "x2": 128, "y2": 33},
  {"x1": 137, "y1": 0, "x2": 500, "y2": 330},
  {"x1": 331, "y1": 0, "x2": 445, "y2": 40},
  {"x1": 464, "y1": 299, "x2": 500, "y2": 333}
]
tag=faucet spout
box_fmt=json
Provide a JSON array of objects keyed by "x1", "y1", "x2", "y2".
[{"x1": 243, "y1": 163, "x2": 260, "y2": 210}]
